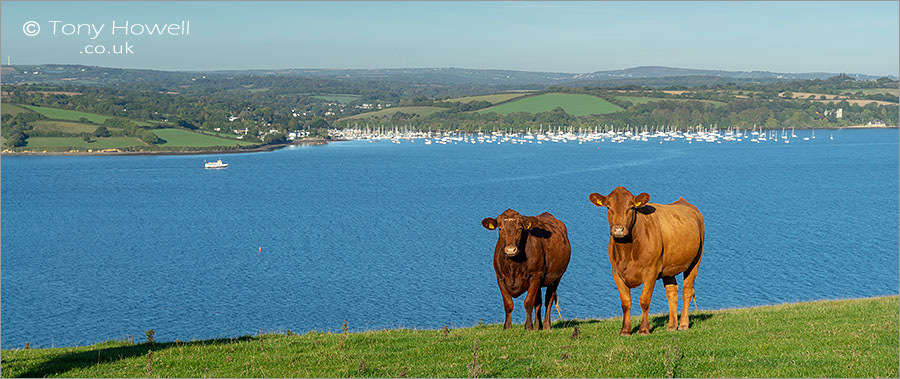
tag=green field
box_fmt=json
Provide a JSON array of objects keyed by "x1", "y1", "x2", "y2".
[
  {"x1": 340, "y1": 106, "x2": 448, "y2": 121},
  {"x1": 854, "y1": 88, "x2": 900, "y2": 96},
  {"x1": 22, "y1": 105, "x2": 153, "y2": 126},
  {"x1": 31, "y1": 120, "x2": 117, "y2": 134},
  {"x1": 311, "y1": 94, "x2": 362, "y2": 104},
  {"x1": 616, "y1": 96, "x2": 727, "y2": 107},
  {"x1": 24, "y1": 137, "x2": 145, "y2": 149},
  {"x1": 477, "y1": 93, "x2": 624, "y2": 116},
  {"x1": 443, "y1": 92, "x2": 532, "y2": 104},
  {"x1": 2, "y1": 296, "x2": 895, "y2": 378},
  {"x1": 154, "y1": 128, "x2": 255, "y2": 147},
  {"x1": 1, "y1": 103, "x2": 32, "y2": 116}
]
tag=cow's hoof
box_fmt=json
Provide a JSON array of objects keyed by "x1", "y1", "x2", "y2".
[
  {"x1": 619, "y1": 331, "x2": 631, "y2": 336},
  {"x1": 542, "y1": 323, "x2": 552, "y2": 330},
  {"x1": 678, "y1": 324, "x2": 690, "y2": 331},
  {"x1": 638, "y1": 330, "x2": 650, "y2": 336},
  {"x1": 667, "y1": 325, "x2": 678, "y2": 332}
]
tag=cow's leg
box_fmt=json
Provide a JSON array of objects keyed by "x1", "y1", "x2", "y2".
[
  {"x1": 662, "y1": 276, "x2": 679, "y2": 331},
  {"x1": 542, "y1": 282, "x2": 559, "y2": 330},
  {"x1": 501, "y1": 291, "x2": 514, "y2": 329},
  {"x1": 497, "y1": 275, "x2": 514, "y2": 329},
  {"x1": 680, "y1": 250, "x2": 703, "y2": 330},
  {"x1": 638, "y1": 276, "x2": 657, "y2": 335},
  {"x1": 522, "y1": 279, "x2": 542, "y2": 331},
  {"x1": 611, "y1": 270, "x2": 632, "y2": 336},
  {"x1": 533, "y1": 288, "x2": 543, "y2": 330}
]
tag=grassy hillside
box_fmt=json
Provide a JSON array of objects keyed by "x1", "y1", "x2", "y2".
[
  {"x1": 3, "y1": 296, "x2": 896, "y2": 378},
  {"x1": 154, "y1": 128, "x2": 255, "y2": 147},
  {"x1": 24, "y1": 137, "x2": 145, "y2": 150},
  {"x1": 616, "y1": 96, "x2": 727, "y2": 107},
  {"x1": 855, "y1": 88, "x2": 900, "y2": 96},
  {"x1": 477, "y1": 93, "x2": 624, "y2": 116},
  {"x1": 2, "y1": 103, "x2": 33, "y2": 116},
  {"x1": 443, "y1": 92, "x2": 531, "y2": 104},
  {"x1": 31, "y1": 120, "x2": 114, "y2": 134},
  {"x1": 339, "y1": 106, "x2": 448, "y2": 121},
  {"x1": 23, "y1": 105, "x2": 153, "y2": 126}
]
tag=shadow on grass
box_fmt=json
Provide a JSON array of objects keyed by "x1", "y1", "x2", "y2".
[
  {"x1": 552, "y1": 319, "x2": 601, "y2": 329},
  {"x1": 11, "y1": 336, "x2": 255, "y2": 378},
  {"x1": 630, "y1": 312, "x2": 715, "y2": 334}
]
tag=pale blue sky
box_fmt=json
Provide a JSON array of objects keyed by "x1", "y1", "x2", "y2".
[{"x1": 2, "y1": 1, "x2": 898, "y2": 75}]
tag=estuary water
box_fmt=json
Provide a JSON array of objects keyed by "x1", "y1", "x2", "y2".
[{"x1": 2, "y1": 128, "x2": 898, "y2": 348}]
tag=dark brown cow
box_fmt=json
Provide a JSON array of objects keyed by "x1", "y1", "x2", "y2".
[
  {"x1": 481, "y1": 209, "x2": 571, "y2": 330},
  {"x1": 589, "y1": 187, "x2": 704, "y2": 335}
]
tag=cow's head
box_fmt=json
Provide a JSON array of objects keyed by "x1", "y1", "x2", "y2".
[
  {"x1": 589, "y1": 187, "x2": 650, "y2": 239},
  {"x1": 482, "y1": 209, "x2": 540, "y2": 257}
]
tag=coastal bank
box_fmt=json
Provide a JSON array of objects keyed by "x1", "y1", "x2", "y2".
[
  {"x1": 2, "y1": 296, "x2": 896, "y2": 378},
  {"x1": 0, "y1": 139, "x2": 336, "y2": 157}
]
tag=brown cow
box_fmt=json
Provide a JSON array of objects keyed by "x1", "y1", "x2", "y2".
[
  {"x1": 589, "y1": 187, "x2": 704, "y2": 335},
  {"x1": 481, "y1": 209, "x2": 571, "y2": 330}
]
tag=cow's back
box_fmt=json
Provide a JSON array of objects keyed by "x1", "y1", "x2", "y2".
[{"x1": 645, "y1": 198, "x2": 704, "y2": 277}]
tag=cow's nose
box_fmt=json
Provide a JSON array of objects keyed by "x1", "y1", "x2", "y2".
[
  {"x1": 504, "y1": 245, "x2": 518, "y2": 256},
  {"x1": 611, "y1": 226, "x2": 626, "y2": 237}
]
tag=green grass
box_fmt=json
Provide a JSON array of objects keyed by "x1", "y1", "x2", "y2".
[
  {"x1": 853, "y1": 88, "x2": 900, "y2": 96},
  {"x1": 616, "y1": 96, "x2": 727, "y2": 107},
  {"x1": 443, "y1": 92, "x2": 532, "y2": 104},
  {"x1": 311, "y1": 94, "x2": 362, "y2": 104},
  {"x1": 22, "y1": 105, "x2": 153, "y2": 126},
  {"x1": 340, "y1": 106, "x2": 448, "y2": 121},
  {"x1": 2, "y1": 103, "x2": 33, "y2": 116},
  {"x1": 153, "y1": 128, "x2": 255, "y2": 147},
  {"x1": 24, "y1": 137, "x2": 145, "y2": 149},
  {"x1": 477, "y1": 93, "x2": 624, "y2": 116},
  {"x1": 2, "y1": 296, "x2": 896, "y2": 377},
  {"x1": 31, "y1": 120, "x2": 116, "y2": 134}
]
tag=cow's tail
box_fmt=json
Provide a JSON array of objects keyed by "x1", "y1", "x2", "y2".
[{"x1": 554, "y1": 293, "x2": 563, "y2": 320}]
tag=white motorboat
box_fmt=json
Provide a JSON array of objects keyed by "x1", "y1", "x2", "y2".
[{"x1": 204, "y1": 159, "x2": 228, "y2": 169}]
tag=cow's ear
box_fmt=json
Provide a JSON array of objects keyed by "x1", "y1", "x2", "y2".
[
  {"x1": 523, "y1": 216, "x2": 540, "y2": 230},
  {"x1": 589, "y1": 193, "x2": 607, "y2": 207},
  {"x1": 633, "y1": 193, "x2": 650, "y2": 208},
  {"x1": 482, "y1": 217, "x2": 498, "y2": 230}
]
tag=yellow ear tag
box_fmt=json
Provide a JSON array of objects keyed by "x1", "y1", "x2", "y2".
[
  {"x1": 488, "y1": 224, "x2": 495, "y2": 230},
  {"x1": 526, "y1": 222, "x2": 531, "y2": 229},
  {"x1": 596, "y1": 200, "x2": 602, "y2": 205},
  {"x1": 635, "y1": 202, "x2": 642, "y2": 207}
]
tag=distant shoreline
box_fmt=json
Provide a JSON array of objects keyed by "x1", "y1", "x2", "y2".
[
  {"x1": 839, "y1": 124, "x2": 898, "y2": 129},
  {"x1": 1, "y1": 139, "x2": 337, "y2": 157}
]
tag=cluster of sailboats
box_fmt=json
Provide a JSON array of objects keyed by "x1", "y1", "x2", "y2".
[{"x1": 334, "y1": 126, "x2": 833, "y2": 145}]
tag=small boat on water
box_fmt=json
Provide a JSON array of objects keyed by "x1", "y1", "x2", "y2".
[{"x1": 204, "y1": 159, "x2": 228, "y2": 169}]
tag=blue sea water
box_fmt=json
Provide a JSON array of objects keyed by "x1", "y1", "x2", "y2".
[{"x1": 2, "y1": 128, "x2": 898, "y2": 348}]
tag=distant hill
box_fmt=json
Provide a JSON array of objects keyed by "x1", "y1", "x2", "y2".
[
  {"x1": 574, "y1": 66, "x2": 889, "y2": 81},
  {"x1": 2, "y1": 64, "x2": 895, "y2": 87},
  {"x1": 211, "y1": 66, "x2": 893, "y2": 85},
  {"x1": 208, "y1": 67, "x2": 578, "y2": 85}
]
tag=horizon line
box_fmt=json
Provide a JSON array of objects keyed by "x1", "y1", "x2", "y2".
[{"x1": 3, "y1": 63, "x2": 898, "y2": 78}]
